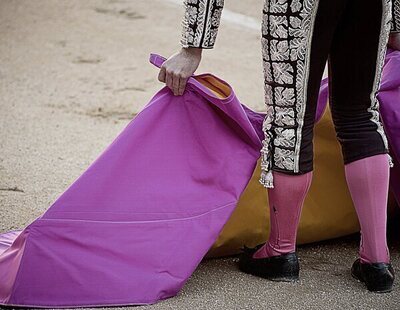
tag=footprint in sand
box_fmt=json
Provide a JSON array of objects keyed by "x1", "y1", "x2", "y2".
[
  {"x1": 72, "y1": 57, "x2": 103, "y2": 64},
  {"x1": 0, "y1": 187, "x2": 24, "y2": 193},
  {"x1": 113, "y1": 86, "x2": 146, "y2": 93},
  {"x1": 86, "y1": 106, "x2": 136, "y2": 120},
  {"x1": 94, "y1": 7, "x2": 146, "y2": 20}
]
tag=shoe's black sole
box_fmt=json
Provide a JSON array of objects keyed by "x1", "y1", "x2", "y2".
[
  {"x1": 239, "y1": 258, "x2": 299, "y2": 282},
  {"x1": 237, "y1": 244, "x2": 300, "y2": 283},
  {"x1": 351, "y1": 271, "x2": 393, "y2": 293},
  {"x1": 268, "y1": 276, "x2": 299, "y2": 282}
]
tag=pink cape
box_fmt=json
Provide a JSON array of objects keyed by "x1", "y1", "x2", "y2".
[
  {"x1": 1, "y1": 50, "x2": 399, "y2": 308},
  {"x1": 0, "y1": 53, "x2": 266, "y2": 308}
]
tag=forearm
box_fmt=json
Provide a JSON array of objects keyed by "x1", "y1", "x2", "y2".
[{"x1": 180, "y1": 47, "x2": 203, "y2": 63}]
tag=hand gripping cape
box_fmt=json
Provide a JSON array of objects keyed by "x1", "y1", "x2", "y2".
[
  {"x1": 0, "y1": 53, "x2": 267, "y2": 308},
  {"x1": 1, "y1": 50, "x2": 399, "y2": 308}
]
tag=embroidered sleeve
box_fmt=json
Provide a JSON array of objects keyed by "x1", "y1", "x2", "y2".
[
  {"x1": 180, "y1": 0, "x2": 224, "y2": 49},
  {"x1": 391, "y1": 0, "x2": 400, "y2": 33}
]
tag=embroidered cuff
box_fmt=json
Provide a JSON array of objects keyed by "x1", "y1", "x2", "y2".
[
  {"x1": 180, "y1": 0, "x2": 224, "y2": 49},
  {"x1": 391, "y1": 0, "x2": 400, "y2": 33}
]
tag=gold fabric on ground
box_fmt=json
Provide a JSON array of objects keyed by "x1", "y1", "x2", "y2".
[{"x1": 206, "y1": 105, "x2": 361, "y2": 258}]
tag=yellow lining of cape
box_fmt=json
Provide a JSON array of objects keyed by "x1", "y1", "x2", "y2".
[{"x1": 194, "y1": 75, "x2": 231, "y2": 99}]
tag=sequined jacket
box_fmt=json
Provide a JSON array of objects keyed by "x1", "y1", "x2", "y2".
[
  {"x1": 180, "y1": 0, "x2": 400, "y2": 49},
  {"x1": 180, "y1": 0, "x2": 399, "y2": 188}
]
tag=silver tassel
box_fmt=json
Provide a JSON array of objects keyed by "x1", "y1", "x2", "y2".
[
  {"x1": 259, "y1": 109, "x2": 274, "y2": 188},
  {"x1": 259, "y1": 169, "x2": 274, "y2": 188},
  {"x1": 259, "y1": 142, "x2": 274, "y2": 188}
]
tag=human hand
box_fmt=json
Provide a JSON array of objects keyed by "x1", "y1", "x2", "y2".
[
  {"x1": 388, "y1": 32, "x2": 400, "y2": 50},
  {"x1": 158, "y1": 47, "x2": 202, "y2": 96}
]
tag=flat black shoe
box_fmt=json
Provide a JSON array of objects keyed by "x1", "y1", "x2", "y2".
[
  {"x1": 237, "y1": 243, "x2": 299, "y2": 282},
  {"x1": 351, "y1": 258, "x2": 395, "y2": 293}
]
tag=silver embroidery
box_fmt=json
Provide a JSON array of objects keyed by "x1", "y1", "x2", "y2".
[
  {"x1": 259, "y1": 0, "x2": 319, "y2": 188},
  {"x1": 292, "y1": 0, "x2": 320, "y2": 173},
  {"x1": 180, "y1": 0, "x2": 224, "y2": 49},
  {"x1": 272, "y1": 62, "x2": 294, "y2": 84},
  {"x1": 270, "y1": 40, "x2": 290, "y2": 61},
  {"x1": 270, "y1": 0, "x2": 288, "y2": 13},
  {"x1": 368, "y1": 0, "x2": 392, "y2": 162},
  {"x1": 274, "y1": 128, "x2": 296, "y2": 147},
  {"x1": 274, "y1": 148, "x2": 295, "y2": 170},
  {"x1": 180, "y1": 0, "x2": 395, "y2": 187},
  {"x1": 275, "y1": 87, "x2": 295, "y2": 106},
  {"x1": 269, "y1": 15, "x2": 289, "y2": 38},
  {"x1": 391, "y1": 0, "x2": 400, "y2": 32},
  {"x1": 275, "y1": 107, "x2": 296, "y2": 126}
]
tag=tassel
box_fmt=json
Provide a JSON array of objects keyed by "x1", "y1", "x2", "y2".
[
  {"x1": 388, "y1": 153, "x2": 394, "y2": 168},
  {"x1": 259, "y1": 109, "x2": 274, "y2": 188},
  {"x1": 259, "y1": 169, "x2": 274, "y2": 188}
]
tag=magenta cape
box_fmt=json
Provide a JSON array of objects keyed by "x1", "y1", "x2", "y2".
[
  {"x1": 1, "y1": 51, "x2": 399, "y2": 308},
  {"x1": 0, "y1": 53, "x2": 266, "y2": 308},
  {"x1": 378, "y1": 49, "x2": 400, "y2": 205}
]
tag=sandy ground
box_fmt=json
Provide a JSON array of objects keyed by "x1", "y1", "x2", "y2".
[{"x1": 1, "y1": 0, "x2": 400, "y2": 309}]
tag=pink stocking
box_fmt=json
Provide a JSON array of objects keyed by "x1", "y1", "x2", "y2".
[
  {"x1": 344, "y1": 153, "x2": 390, "y2": 264},
  {"x1": 253, "y1": 171, "x2": 313, "y2": 259}
]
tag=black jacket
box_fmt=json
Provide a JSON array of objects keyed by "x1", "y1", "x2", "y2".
[{"x1": 180, "y1": 0, "x2": 400, "y2": 49}]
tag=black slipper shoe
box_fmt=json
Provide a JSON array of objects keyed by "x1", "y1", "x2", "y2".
[
  {"x1": 237, "y1": 243, "x2": 299, "y2": 282},
  {"x1": 351, "y1": 258, "x2": 395, "y2": 293}
]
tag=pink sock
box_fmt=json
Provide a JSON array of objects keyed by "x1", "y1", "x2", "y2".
[
  {"x1": 344, "y1": 153, "x2": 390, "y2": 264},
  {"x1": 253, "y1": 171, "x2": 313, "y2": 259}
]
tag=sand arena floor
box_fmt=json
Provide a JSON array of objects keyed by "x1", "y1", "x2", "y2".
[{"x1": 1, "y1": 1, "x2": 399, "y2": 309}]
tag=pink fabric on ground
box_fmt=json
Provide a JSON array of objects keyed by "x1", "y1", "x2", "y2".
[
  {"x1": 0, "y1": 53, "x2": 267, "y2": 308},
  {"x1": 253, "y1": 171, "x2": 313, "y2": 259},
  {"x1": 344, "y1": 153, "x2": 391, "y2": 264}
]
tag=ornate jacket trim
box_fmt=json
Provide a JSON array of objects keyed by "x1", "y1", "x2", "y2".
[
  {"x1": 391, "y1": 0, "x2": 400, "y2": 32},
  {"x1": 180, "y1": 0, "x2": 397, "y2": 187},
  {"x1": 180, "y1": 0, "x2": 224, "y2": 49}
]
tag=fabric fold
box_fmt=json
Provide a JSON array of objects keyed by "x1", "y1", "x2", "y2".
[{"x1": 0, "y1": 53, "x2": 265, "y2": 308}]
